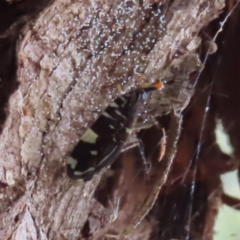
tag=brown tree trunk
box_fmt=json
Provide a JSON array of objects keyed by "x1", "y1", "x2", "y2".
[{"x1": 0, "y1": 0, "x2": 225, "y2": 239}]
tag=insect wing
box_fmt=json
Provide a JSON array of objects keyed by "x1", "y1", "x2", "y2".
[{"x1": 66, "y1": 90, "x2": 144, "y2": 181}]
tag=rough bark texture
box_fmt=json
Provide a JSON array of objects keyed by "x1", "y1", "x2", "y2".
[{"x1": 0, "y1": 0, "x2": 226, "y2": 239}]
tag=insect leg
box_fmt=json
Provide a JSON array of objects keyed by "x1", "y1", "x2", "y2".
[{"x1": 136, "y1": 135, "x2": 152, "y2": 174}]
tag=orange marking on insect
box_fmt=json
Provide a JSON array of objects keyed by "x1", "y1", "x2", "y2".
[{"x1": 153, "y1": 79, "x2": 164, "y2": 90}]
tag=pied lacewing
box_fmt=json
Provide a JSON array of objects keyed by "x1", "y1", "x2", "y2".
[{"x1": 66, "y1": 81, "x2": 164, "y2": 181}]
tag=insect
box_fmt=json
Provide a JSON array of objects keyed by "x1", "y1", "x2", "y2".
[{"x1": 66, "y1": 80, "x2": 164, "y2": 181}]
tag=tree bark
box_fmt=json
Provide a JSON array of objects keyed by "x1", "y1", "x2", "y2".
[{"x1": 0, "y1": 0, "x2": 225, "y2": 239}]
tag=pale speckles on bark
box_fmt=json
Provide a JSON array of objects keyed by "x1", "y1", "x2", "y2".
[{"x1": 0, "y1": 0, "x2": 225, "y2": 239}]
